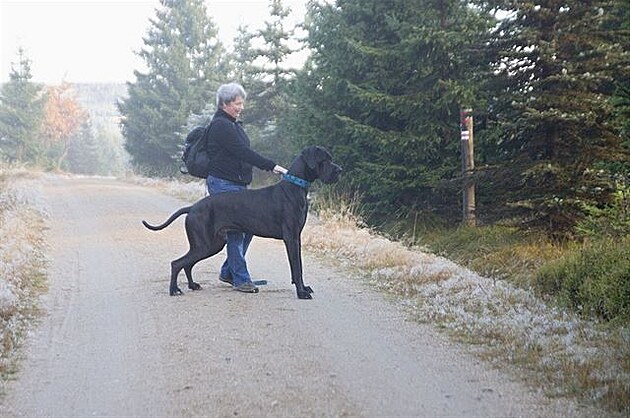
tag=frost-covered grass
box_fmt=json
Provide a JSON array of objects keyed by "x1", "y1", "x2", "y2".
[
  {"x1": 0, "y1": 167, "x2": 48, "y2": 389},
  {"x1": 302, "y1": 202, "x2": 629, "y2": 415}
]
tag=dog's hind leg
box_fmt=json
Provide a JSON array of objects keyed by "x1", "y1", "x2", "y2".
[
  {"x1": 183, "y1": 243, "x2": 225, "y2": 291},
  {"x1": 183, "y1": 264, "x2": 201, "y2": 291},
  {"x1": 170, "y1": 256, "x2": 187, "y2": 296},
  {"x1": 170, "y1": 240, "x2": 226, "y2": 296},
  {"x1": 170, "y1": 252, "x2": 203, "y2": 295}
]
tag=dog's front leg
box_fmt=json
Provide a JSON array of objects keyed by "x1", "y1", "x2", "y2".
[{"x1": 283, "y1": 238, "x2": 313, "y2": 299}]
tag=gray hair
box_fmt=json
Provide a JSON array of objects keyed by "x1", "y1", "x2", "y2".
[{"x1": 216, "y1": 82, "x2": 247, "y2": 108}]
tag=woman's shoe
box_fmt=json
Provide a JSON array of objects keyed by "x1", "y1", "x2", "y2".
[
  {"x1": 221, "y1": 275, "x2": 267, "y2": 286},
  {"x1": 233, "y1": 282, "x2": 259, "y2": 293}
]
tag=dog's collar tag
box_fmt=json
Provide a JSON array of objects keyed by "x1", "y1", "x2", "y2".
[{"x1": 282, "y1": 174, "x2": 310, "y2": 189}]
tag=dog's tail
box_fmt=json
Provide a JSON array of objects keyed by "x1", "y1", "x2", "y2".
[{"x1": 142, "y1": 207, "x2": 191, "y2": 231}]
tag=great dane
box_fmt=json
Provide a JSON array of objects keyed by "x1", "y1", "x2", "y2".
[{"x1": 142, "y1": 146, "x2": 342, "y2": 299}]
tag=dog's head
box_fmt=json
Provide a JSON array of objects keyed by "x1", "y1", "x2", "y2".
[{"x1": 301, "y1": 146, "x2": 342, "y2": 184}]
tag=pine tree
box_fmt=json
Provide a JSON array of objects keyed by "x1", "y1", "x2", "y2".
[
  {"x1": 255, "y1": 0, "x2": 295, "y2": 86},
  {"x1": 243, "y1": 0, "x2": 303, "y2": 164},
  {"x1": 231, "y1": 25, "x2": 260, "y2": 87},
  {"x1": 0, "y1": 48, "x2": 46, "y2": 164},
  {"x1": 67, "y1": 118, "x2": 101, "y2": 174},
  {"x1": 95, "y1": 125, "x2": 129, "y2": 176},
  {"x1": 229, "y1": 25, "x2": 267, "y2": 127},
  {"x1": 118, "y1": 0, "x2": 225, "y2": 175},
  {"x1": 287, "y1": 0, "x2": 494, "y2": 219},
  {"x1": 481, "y1": 0, "x2": 630, "y2": 234}
]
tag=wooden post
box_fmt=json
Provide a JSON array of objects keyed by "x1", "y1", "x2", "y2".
[{"x1": 460, "y1": 109, "x2": 476, "y2": 226}]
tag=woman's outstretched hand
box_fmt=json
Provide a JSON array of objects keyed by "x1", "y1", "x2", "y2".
[{"x1": 273, "y1": 165, "x2": 288, "y2": 175}]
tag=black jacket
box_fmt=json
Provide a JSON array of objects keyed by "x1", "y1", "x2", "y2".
[{"x1": 206, "y1": 108, "x2": 276, "y2": 185}]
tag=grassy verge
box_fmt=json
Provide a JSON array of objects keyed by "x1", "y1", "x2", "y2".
[
  {"x1": 0, "y1": 167, "x2": 48, "y2": 391},
  {"x1": 536, "y1": 238, "x2": 629, "y2": 325},
  {"x1": 420, "y1": 224, "x2": 565, "y2": 287},
  {"x1": 303, "y1": 190, "x2": 629, "y2": 415}
]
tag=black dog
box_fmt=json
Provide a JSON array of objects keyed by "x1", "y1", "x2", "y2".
[{"x1": 142, "y1": 146, "x2": 341, "y2": 299}]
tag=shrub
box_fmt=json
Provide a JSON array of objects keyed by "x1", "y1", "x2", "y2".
[
  {"x1": 576, "y1": 185, "x2": 630, "y2": 240},
  {"x1": 536, "y1": 238, "x2": 630, "y2": 324}
]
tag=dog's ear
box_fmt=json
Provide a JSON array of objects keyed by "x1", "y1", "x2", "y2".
[{"x1": 302, "y1": 146, "x2": 331, "y2": 170}]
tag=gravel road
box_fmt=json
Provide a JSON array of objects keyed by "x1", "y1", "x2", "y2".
[{"x1": 0, "y1": 176, "x2": 596, "y2": 417}]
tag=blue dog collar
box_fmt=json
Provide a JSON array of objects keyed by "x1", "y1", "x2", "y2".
[{"x1": 282, "y1": 174, "x2": 310, "y2": 189}]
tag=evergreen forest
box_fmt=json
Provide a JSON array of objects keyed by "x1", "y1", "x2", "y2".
[{"x1": 121, "y1": 0, "x2": 629, "y2": 238}]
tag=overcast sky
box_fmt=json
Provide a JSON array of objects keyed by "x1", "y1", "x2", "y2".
[{"x1": 1, "y1": 0, "x2": 307, "y2": 84}]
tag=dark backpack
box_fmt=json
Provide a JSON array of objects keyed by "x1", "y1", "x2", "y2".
[{"x1": 180, "y1": 125, "x2": 211, "y2": 178}]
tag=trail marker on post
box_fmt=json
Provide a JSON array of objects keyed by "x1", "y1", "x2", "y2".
[{"x1": 460, "y1": 108, "x2": 476, "y2": 226}]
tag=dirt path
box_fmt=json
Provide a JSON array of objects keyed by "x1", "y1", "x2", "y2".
[{"x1": 0, "y1": 176, "x2": 595, "y2": 417}]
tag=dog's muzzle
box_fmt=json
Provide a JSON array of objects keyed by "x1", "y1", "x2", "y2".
[{"x1": 321, "y1": 162, "x2": 342, "y2": 184}]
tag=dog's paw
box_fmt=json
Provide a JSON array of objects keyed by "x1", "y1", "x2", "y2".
[
  {"x1": 170, "y1": 287, "x2": 184, "y2": 296},
  {"x1": 304, "y1": 286, "x2": 313, "y2": 294},
  {"x1": 297, "y1": 289, "x2": 313, "y2": 299},
  {"x1": 189, "y1": 282, "x2": 202, "y2": 291}
]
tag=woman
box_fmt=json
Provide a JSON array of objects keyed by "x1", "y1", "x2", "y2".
[{"x1": 206, "y1": 82, "x2": 286, "y2": 293}]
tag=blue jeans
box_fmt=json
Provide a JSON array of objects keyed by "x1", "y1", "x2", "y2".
[{"x1": 206, "y1": 175, "x2": 253, "y2": 287}]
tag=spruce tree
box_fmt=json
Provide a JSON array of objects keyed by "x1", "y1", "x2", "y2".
[
  {"x1": 231, "y1": 25, "x2": 260, "y2": 87},
  {"x1": 481, "y1": 0, "x2": 630, "y2": 234},
  {"x1": 230, "y1": 25, "x2": 267, "y2": 127},
  {"x1": 67, "y1": 119, "x2": 101, "y2": 174},
  {"x1": 0, "y1": 48, "x2": 46, "y2": 164},
  {"x1": 118, "y1": 0, "x2": 225, "y2": 175},
  {"x1": 245, "y1": 0, "x2": 302, "y2": 163},
  {"x1": 254, "y1": 0, "x2": 295, "y2": 86}
]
